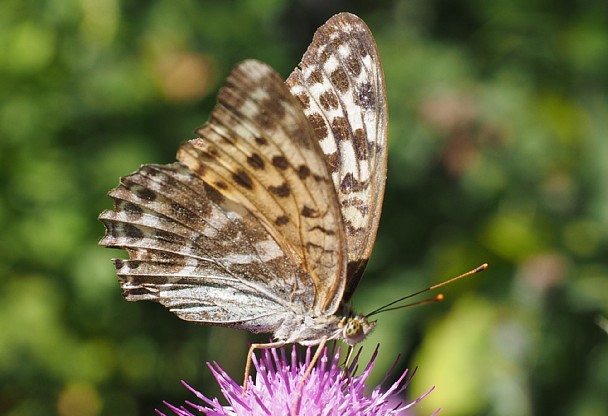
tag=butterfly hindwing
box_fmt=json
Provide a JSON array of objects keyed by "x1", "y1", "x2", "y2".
[
  {"x1": 99, "y1": 163, "x2": 311, "y2": 330},
  {"x1": 286, "y1": 13, "x2": 388, "y2": 301}
]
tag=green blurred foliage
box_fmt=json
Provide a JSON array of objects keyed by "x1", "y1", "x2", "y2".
[{"x1": 1, "y1": 0, "x2": 607, "y2": 415}]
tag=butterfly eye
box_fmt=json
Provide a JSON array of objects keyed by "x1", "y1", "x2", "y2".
[
  {"x1": 342, "y1": 316, "x2": 376, "y2": 345},
  {"x1": 345, "y1": 319, "x2": 362, "y2": 338},
  {"x1": 342, "y1": 317, "x2": 364, "y2": 344}
]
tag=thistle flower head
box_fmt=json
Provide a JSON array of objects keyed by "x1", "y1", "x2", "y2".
[{"x1": 159, "y1": 345, "x2": 434, "y2": 416}]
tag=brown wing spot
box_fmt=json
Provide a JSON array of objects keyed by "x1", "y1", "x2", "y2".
[
  {"x1": 170, "y1": 202, "x2": 190, "y2": 220},
  {"x1": 318, "y1": 48, "x2": 331, "y2": 63},
  {"x1": 353, "y1": 128, "x2": 368, "y2": 160},
  {"x1": 308, "y1": 113, "x2": 328, "y2": 141},
  {"x1": 340, "y1": 172, "x2": 365, "y2": 193},
  {"x1": 271, "y1": 155, "x2": 289, "y2": 170},
  {"x1": 255, "y1": 136, "x2": 268, "y2": 146},
  {"x1": 155, "y1": 229, "x2": 180, "y2": 243},
  {"x1": 296, "y1": 92, "x2": 310, "y2": 109},
  {"x1": 199, "y1": 144, "x2": 220, "y2": 160},
  {"x1": 346, "y1": 222, "x2": 365, "y2": 235},
  {"x1": 331, "y1": 117, "x2": 349, "y2": 141},
  {"x1": 204, "y1": 183, "x2": 225, "y2": 205},
  {"x1": 232, "y1": 169, "x2": 254, "y2": 190},
  {"x1": 275, "y1": 215, "x2": 290, "y2": 226},
  {"x1": 262, "y1": 96, "x2": 286, "y2": 120},
  {"x1": 215, "y1": 181, "x2": 228, "y2": 190},
  {"x1": 330, "y1": 67, "x2": 349, "y2": 93},
  {"x1": 193, "y1": 164, "x2": 206, "y2": 177},
  {"x1": 308, "y1": 69, "x2": 324, "y2": 85},
  {"x1": 346, "y1": 54, "x2": 362, "y2": 76},
  {"x1": 255, "y1": 110, "x2": 274, "y2": 130},
  {"x1": 247, "y1": 153, "x2": 265, "y2": 170},
  {"x1": 341, "y1": 172, "x2": 356, "y2": 192},
  {"x1": 208, "y1": 146, "x2": 220, "y2": 157},
  {"x1": 319, "y1": 90, "x2": 339, "y2": 111},
  {"x1": 199, "y1": 150, "x2": 215, "y2": 161},
  {"x1": 123, "y1": 223, "x2": 144, "y2": 239},
  {"x1": 134, "y1": 187, "x2": 156, "y2": 201},
  {"x1": 297, "y1": 165, "x2": 311, "y2": 179},
  {"x1": 341, "y1": 196, "x2": 368, "y2": 215},
  {"x1": 325, "y1": 152, "x2": 339, "y2": 173},
  {"x1": 355, "y1": 82, "x2": 374, "y2": 110},
  {"x1": 119, "y1": 201, "x2": 143, "y2": 216},
  {"x1": 103, "y1": 221, "x2": 118, "y2": 238},
  {"x1": 301, "y1": 205, "x2": 318, "y2": 218},
  {"x1": 269, "y1": 182, "x2": 291, "y2": 197},
  {"x1": 310, "y1": 225, "x2": 335, "y2": 236}
]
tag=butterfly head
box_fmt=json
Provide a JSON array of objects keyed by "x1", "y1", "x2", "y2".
[{"x1": 341, "y1": 315, "x2": 376, "y2": 346}]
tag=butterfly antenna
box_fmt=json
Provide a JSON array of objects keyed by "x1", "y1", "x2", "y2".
[{"x1": 366, "y1": 263, "x2": 488, "y2": 317}]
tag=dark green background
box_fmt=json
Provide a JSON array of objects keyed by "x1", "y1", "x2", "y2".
[{"x1": 2, "y1": 1, "x2": 607, "y2": 415}]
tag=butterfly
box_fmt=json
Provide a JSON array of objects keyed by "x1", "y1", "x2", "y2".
[{"x1": 99, "y1": 12, "x2": 387, "y2": 384}]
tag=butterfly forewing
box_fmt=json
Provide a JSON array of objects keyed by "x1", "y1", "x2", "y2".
[
  {"x1": 177, "y1": 60, "x2": 347, "y2": 315},
  {"x1": 286, "y1": 13, "x2": 388, "y2": 301}
]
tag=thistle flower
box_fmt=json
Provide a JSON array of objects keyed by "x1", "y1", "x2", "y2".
[{"x1": 159, "y1": 345, "x2": 435, "y2": 416}]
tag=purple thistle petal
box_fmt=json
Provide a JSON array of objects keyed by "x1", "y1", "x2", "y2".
[{"x1": 161, "y1": 345, "x2": 434, "y2": 415}]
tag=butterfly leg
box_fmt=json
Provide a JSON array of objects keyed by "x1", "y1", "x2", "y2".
[
  {"x1": 340, "y1": 345, "x2": 357, "y2": 387},
  {"x1": 342, "y1": 344, "x2": 355, "y2": 370},
  {"x1": 242, "y1": 340, "x2": 286, "y2": 395},
  {"x1": 292, "y1": 336, "x2": 328, "y2": 416},
  {"x1": 300, "y1": 336, "x2": 327, "y2": 387}
]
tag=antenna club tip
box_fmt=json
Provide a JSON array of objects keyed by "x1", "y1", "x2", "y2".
[
  {"x1": 436, "y1": 293, "x2": 445, "y2": 301},
  {"x1": 477, "y1": 263, "x2": 489, "y2": 272}
]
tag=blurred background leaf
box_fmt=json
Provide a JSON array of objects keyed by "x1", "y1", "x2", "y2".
[{"x1": 1, "y1": 0, "x2": 606, "y2": 415}]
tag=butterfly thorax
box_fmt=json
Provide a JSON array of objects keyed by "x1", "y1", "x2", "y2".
[{"x1": 274, "y1": 312, "x2": 376, "y2": 347}]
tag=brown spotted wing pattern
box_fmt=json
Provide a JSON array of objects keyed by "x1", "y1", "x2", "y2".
[
  {"x1": 99, "y1": 13, "x2": 386, "y2": 344},
  {"x1": 286, "y1": 13, "x2": 387, "y2": 302}
]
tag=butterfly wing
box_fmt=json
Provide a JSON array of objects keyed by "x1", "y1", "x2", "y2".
[
  {"x1": 99, "y1": 163, "x2": 307, "y2": 331},
  {"x1": 99, "y1": 60, "x2": 348, "y2": 328},
  {"x1": 179, "y1": 60, "x2": 346, "y2": 316},
  {"x1": 286, "y1": 13, "x2": 388, "y2": 302}
]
